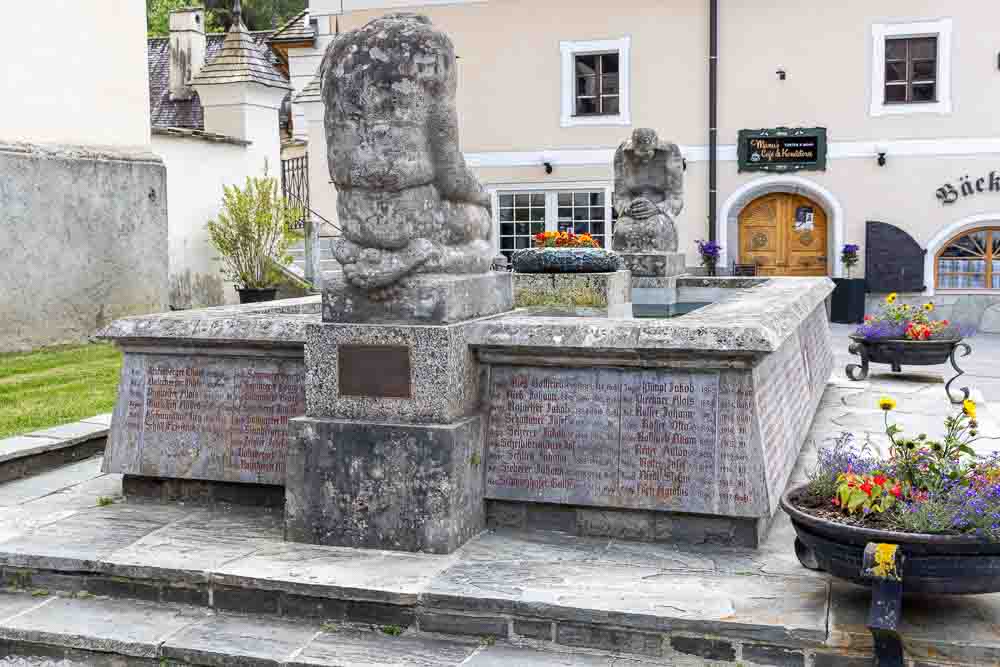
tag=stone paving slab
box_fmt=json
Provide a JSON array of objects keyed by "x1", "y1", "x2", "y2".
[
  {"x1": 102, "y1": 506, "x2": 284, "y2": 582},
  {"x1": 0, "y1": 503, "x2": 190, "y2": 571},
  {"x1": 212, "y1": 542, "x2": 457, "y2": 604},
  {"x1": 0, "y1": 437, "x2": 65, "y2": 465},
  {"x1": 423, "y1": 561, "x2": 830, "y2": 645},
  {"x1": 15, "y1": 423, "x2": 106, "y2": 449},
  {"x1": 79, "y1": 414, "x2": 112, "y2": 428},
  {"x1": 0, "y1": 596, "x2": 210, "y2": 658},
  {"x1": 161, "y1": 614, "x2": 320, "y2": 665},
  {"x1": 0, "y1": 459, "x2": 105, "y2": 508},
  {"x1": 289, "y1": 628, "x2": 479, "y2": 667}
]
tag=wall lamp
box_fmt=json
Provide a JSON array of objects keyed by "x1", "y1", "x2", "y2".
[
  {"x1": 875, "y1": 142, "x2": 888, "y2": 167},
  {"x1": 543, "y1": 162, "x2": 554, "y2": 175},
  {"x1": 776, "y1": 67, "x2": 786, "y2": 81}
]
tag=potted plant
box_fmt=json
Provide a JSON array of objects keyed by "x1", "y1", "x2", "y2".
[
  {"x1": 511, "y1": 231, "x2": 623, "y2": 273},
  {"x1": 781, "y1": 398, "x2": 1000, "y2": 664},
  {"x1": 831, "y1": 243, "x2": 865, "y2": 324},
  {"x1": 695, "y1": 239, "x2": 721, "y2": 276},
  {"x1": 847, "y1": 294, "x2": 972, "y2": 403},
  {"x1": 206, "y1": 174, "x2": 303, "y2": 304}
]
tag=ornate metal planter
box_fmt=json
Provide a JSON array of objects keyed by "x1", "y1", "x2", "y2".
[
  {"x1": 782, "y1": 484, "x2": 1000, "y2": 667},
  {"x1": 846, "y1": 334, "x2": 971, "y2": 404}
]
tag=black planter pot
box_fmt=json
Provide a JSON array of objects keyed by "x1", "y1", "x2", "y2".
[
  {"x1": 846, "y1": 334, "x2": 971, "y2": 403},
  {"x1": 781, "y1": 483, "x2": 1000, "y2": 666},
  {"x1": 236, "y1": 287, "x2": 278, "y2": 304},
  {"x1": 830, "y1": 278, "x2": 866, "y2": 323}
]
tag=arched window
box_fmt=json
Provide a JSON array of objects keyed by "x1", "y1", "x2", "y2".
[{"x1": 936, "y1": 227, "x2": 1000, "y2": 289}]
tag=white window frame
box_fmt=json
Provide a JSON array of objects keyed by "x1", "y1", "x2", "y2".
[
  {"x1": 560, "y1": 37, "x2": 631, "y2": 128},
  {"x1": 489, "y1": 182, "x2": 614, "y2": 255},
  {"x1": 870, "y1": 18, "x2": 952, "y2": 117}
]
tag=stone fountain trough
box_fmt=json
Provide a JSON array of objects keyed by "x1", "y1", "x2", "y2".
[{"x1": 98, "y1": 276, "x2": 833, "y2": 549}]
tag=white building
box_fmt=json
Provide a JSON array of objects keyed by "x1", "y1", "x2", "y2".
[
  {"x1": 147, "y1": 7, "x2": 291, "y2": 308},
  {"x1": 0, "y1": 3, "x2": 167, "y2": 352}
]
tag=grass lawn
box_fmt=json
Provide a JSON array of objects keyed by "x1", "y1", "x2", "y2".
[{"x1": 0, "y1": 343, "x2": 122, "y2": 439}]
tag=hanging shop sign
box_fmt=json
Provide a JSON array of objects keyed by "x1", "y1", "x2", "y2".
[
  {"x1": 936, "y1": 172, "x2": 1000, "y2": 205},
  {"x1": 738, "y1": 127, "x2": 827, "y2": 173}
]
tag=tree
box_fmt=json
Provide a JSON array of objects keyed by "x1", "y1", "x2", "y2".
[{"x1": 146, "y1": 0, "x2": 306, "y2": 36}]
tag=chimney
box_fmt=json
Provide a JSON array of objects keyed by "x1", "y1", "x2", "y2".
[{"x1": 168, "y1": 7, "x2": 207, "y2": 101}]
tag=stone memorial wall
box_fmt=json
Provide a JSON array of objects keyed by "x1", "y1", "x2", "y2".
[
  {"x1": 485, "y1": 365, "x2": 768, "y2": 517},
  {"x1": 105, "y1": 353, "x2": 306, "y2": 485},
  {"x1": 484, "y1": 302, "x2": 834, "y2": 521}
]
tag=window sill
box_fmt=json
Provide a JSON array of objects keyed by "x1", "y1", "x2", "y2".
[
  {"x1": 871, "y1": 100, "x2": 952, "y2": 117},
  {"x1": 560, "y1": 113, "x2": 631, "y2": 128}
]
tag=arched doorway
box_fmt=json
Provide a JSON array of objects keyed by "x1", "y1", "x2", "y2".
[{"x1": 737, "y1": 192, "x2": 829, "y2": 277}]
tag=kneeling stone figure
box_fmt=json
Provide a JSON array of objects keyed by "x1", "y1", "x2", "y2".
[{"x1": 322, "y1": 13, "x2": 494, "y2": 290}]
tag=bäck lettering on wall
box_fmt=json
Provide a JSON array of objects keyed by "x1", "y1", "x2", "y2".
[
  {"x1": 485, "y1": 366, "x2": 767, "y2": 517},
  {"x1": 737, "y1": 127, "x2": 827, "y2": 173},
  {"x1": 105, "y1": 353, "x2": 306, "y2": 485},
  {"x1": 936, "y1": 171, "x2": 1000, "y2": 205}
]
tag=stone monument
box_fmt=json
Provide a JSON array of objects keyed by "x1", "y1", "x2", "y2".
[
  {"x1": 284, "y1": 14, "x2": 513, "y2": 553},
  {"x1": 612, "y1": 128, "x2": 687, "y2": 280}
]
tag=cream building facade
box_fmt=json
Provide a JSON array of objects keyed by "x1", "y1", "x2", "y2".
[{"x1": 296, "y1": 1, "x2": 1000, "y2": 323}]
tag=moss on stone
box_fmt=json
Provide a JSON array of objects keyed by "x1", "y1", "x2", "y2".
[{"x1": 515, "y1": 286, "x2": 608, "y2": 308}]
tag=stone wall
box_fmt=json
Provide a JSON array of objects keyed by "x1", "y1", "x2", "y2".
[{"x1": 0, "y1": 143, "x2": 167, "y2": 352}]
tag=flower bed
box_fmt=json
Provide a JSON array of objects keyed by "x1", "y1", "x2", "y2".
[
  {"x1": 787, "y1": 398, "x2": 998, "y2": 539},
  {"x1": 856, "y1": 293, "x2": 960, "y2": 341}
]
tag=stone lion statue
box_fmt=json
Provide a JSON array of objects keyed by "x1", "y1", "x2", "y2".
[{"x1": 321, "y1": 14, "x2": 494, "y2": 290}]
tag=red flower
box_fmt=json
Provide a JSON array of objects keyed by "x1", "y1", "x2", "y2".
[
  {"x1": 873, "y1": 475, "x2": 887, "y2": 487},
  {"x1": 859, "y1": 480, "x2": 874, "y2": 496},
  {"x1": 890, "y1": 484, "x2": 902, "y2": 499},
  {"x1": 864, "y1": 314, "x2": 874, "y2": 322},
  {"x1": 831, "y1": 498, "x2": 841, "y2": 507}
]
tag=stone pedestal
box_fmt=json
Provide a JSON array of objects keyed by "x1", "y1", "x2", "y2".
[
  {"x1": 286, "y1": 416, "x2": 484, "y2": 553},
  {"x1": 619, "y1": 252, "x2": 686, "y2": 279},
  {"x1": 513, "y1": 271, "x2": 631, "y2": 315},
  {"x1": 322, "y1": 272, "x2": 512, "y2": 325},
  {"x1": 286, "y1": 273, "x2": 510, "y2": 553}
]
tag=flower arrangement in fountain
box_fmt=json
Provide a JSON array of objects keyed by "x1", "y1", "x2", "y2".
[
  {"x1": 533, "y1": 231, "x2": 600, "y2": 249},
  {"x1": 798, "y1": 397, "x2": 1000, "y2": 539},
  {"x1": 841, "y1": 243, "x2": 860, "y2": 279},
  {"x1": 856, "y1": 293, "x2": 961, "y2": 341}
]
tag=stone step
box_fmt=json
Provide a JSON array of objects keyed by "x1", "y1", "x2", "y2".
[
  {"x1": 0, "y1": 462, "x2": 994, "y2": 665},
  {"x1": 0, "y1": 591, "x2": 639, "y2": 666}
]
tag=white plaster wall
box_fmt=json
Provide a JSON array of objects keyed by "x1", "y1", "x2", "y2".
[
  {"x1": 1, "y1": 1, "x2": 150, "y2": 147},
  {"x1": 305, "y1": 107, "x2": 338, "y2": 233},
  {"x1": 153, "y1": 135, "x2": 257, "y2": 308}
]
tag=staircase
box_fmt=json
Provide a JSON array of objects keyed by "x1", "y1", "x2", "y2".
[{"x1": 286, "y1": 237, "x2": 339, "y2": 285}]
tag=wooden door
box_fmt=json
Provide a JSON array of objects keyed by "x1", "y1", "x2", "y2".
[{"x1": 738, "y1": 193, "x2": 828, "y2": 277}]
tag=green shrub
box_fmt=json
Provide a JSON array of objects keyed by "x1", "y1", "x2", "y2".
[{"x1": 206, "y1": 174, "x2": 303, "y2": 289}]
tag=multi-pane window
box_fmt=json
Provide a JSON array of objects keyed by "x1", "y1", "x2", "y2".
[
  {"x1": 575, "y1": 53, "x2": 619, "y2": 116},
  {"x1": 498, "y1": 192, "x2": 545, "y2": 260},
  {"x1": 558, "y1": 191, "x2": 607, "y2": 247},
  {"x1": 884, "y1": 36, "x2": 937, "y2": 104},
  {"x1": 937, "y1": 228, "x2": 1000, "y2": 289},
  {"x1": 496, "y1": 190, "x2": 610, "y2": 260}
]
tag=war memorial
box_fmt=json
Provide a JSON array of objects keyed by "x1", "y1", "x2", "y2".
[
  {"x1": 10, "y1": 13, "x2": 984, "y2": 667},
  {"x1": 98, "y1": 13, "x2": 833, "y2": 556}
]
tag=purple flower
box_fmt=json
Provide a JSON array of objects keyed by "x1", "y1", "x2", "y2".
[
  {"x1": 855, "y1": 320, "x2": 907, "y2": 340},
  {"x1": 695, "y1": 239, "x2": 722, "y2": 260},
  {"x1": 843, "y1": 244, "x2": 860, "y2": 253}
]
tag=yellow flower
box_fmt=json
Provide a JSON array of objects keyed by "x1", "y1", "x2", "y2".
[
  {"x1": 879, "y1": 396, "x2": 897, "y2": 411},
  {"x1": 963, "y1": 399, "x2": 977, "y2": 420},
  {"x1": 886, "y1": 293, "x2": 898, "y2": 304},
  {"x1": 923, "y1": 302, "x2": 935, "y2": 312}
]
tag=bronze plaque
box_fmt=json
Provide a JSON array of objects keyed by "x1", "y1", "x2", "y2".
[{"x1": 338, "y1": 345, "x2": 411, "y2": 398}]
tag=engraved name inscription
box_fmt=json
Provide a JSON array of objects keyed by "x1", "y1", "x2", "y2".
[
  {"x1": 485, "y1": 366, "x2": 762, "y2": 516},
  {"x1": 108, "y1": 354, "x2": 306, "y2": 485}
]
